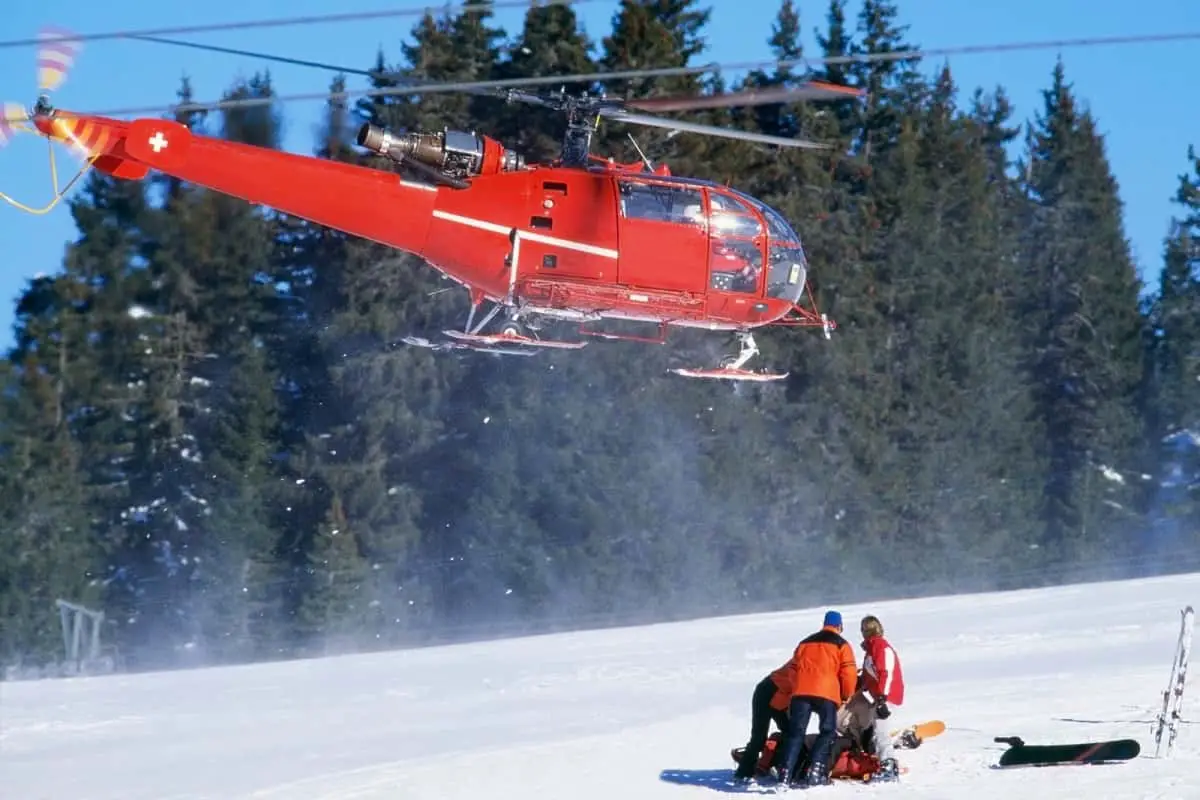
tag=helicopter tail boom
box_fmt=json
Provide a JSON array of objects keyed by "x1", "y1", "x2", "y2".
[{"x1": 33, "y1": 111, "x2": 438, "y2": 255}]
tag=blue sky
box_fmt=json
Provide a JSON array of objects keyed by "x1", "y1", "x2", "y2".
[{"x1": 1, "y1": 0, "x2": 1197, "y2": 348}]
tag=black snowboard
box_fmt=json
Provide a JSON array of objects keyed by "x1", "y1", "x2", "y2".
[{"x1": 994, "y1": 736, "x2": 1140, "y2": 767}]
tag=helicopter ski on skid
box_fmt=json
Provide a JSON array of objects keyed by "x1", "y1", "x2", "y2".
[{"x1": 1, "y1": 27, "x2": 864, "y2": 381}]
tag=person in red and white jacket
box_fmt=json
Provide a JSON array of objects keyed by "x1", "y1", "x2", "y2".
[
  {"x1": 861, "y1": 615, "x2": 905, "y2": 709},
  {"x1": 836, "y1": 615, "x2": 905, "y2": 781}
]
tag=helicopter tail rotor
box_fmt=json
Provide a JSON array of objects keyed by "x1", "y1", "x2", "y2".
[
  {"x1": 0, "y1": 26, "x2": 105, "y2": 217},
  {"x1": 0, "y1": 26, "x2": 83, "y2": 153},
  {"x1": 33, "y1": 27, "x2": 95, "y2": 159}
]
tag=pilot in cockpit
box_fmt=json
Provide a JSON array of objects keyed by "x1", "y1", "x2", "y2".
[
  {"x1": 711, "y1": 239, "x2": 761, "y2": 293},
  {"x1": 675, "y1": 201, "x2": 761, "y2": 292}
]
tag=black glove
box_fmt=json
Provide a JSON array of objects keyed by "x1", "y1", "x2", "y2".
[{"x1": 874, "y1": 698, "x2": 891, "y2": 719}]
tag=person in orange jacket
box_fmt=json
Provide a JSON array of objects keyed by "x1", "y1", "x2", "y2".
[
  {"x1": 776, "y1": 609, "x2": 859, "y2": 787},
  {"x1": 733, "y1": 657, "x2": 794, "y2": 779}
]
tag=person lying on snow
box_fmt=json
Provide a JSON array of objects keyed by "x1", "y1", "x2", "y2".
[
  {"x1": 836, "y1": 614, "x2": 904, "y2": 782},
  {"x1": 737, "y1": 725, "x2": 902, "y2": 783}
]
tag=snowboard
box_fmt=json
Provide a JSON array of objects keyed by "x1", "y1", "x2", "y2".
[
  {"x1": 892, "y1": 720, "x2": 946, "y2": 749},
  {"x1": 994, "y1": 736, "x2": 1141, "y2": 768}
]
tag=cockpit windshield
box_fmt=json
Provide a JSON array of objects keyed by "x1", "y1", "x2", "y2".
[
  {"x1": 729, "y1": 189, "x2": 802, "y2": 244},
  {"x1": 726, "y1": 189, "x2": 808, "y2": 304}
]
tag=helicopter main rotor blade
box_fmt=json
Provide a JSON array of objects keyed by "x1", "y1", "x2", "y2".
[
  {"x1": 124, "y1": 34, "x2": 514, "y2": 106},
  {"x1": 598, "y1": 107, "x2": 831, "y2": 150},
  {"x1": 502, "y1": 88, "x2": 559, "y2": 109},
  {"x1": 626, "y1": 80, "x2": 865, "y2": 113}
]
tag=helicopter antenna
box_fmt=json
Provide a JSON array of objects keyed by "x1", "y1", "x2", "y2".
[{"x1": 626, "y1": 133, "x2": 653, "y2": 171}]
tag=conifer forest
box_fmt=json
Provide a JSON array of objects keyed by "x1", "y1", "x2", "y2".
[{"x1": 2, "y1": 0, "x2": 1198, "y2": 675}]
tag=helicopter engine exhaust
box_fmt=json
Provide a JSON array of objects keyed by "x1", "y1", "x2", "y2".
[{"x1": 356, "y1": 124, "x2": 525, "y2": 188}]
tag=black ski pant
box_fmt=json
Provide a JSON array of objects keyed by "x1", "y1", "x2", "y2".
[
  {"x1": 736, "y1": 676, "x2": 789, "y2": 776},
  {"x1": 779, "y1": 694, "x2": 838, "y2": 780}
]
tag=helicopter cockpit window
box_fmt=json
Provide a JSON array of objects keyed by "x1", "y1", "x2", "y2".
[
  {"x1": 728, "y1": 189, "x2": 802, "y2": 245},
  {"x1": 708, "y1": 191, "x2": 763, "y2": 295},
  {"x1": 766, "y1": 243, "x2": 807, "y2": 304},
  {"x1": 709, "y1": 192, "x2": 764, "y2": 238},
  {"x1": 618, "y1": 181, "x2": 705, "y2": 226},
  {"x1": 711, "y1": 239, "x2": 762, "y2": 294},
  {"x1": 763, "y1": 207, "x2": 800, "y2": 244}
]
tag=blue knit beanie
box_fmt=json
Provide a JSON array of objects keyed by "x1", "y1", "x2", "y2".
[{"x1": 823, "y1": 610, "x2": 842, "y2": 628}]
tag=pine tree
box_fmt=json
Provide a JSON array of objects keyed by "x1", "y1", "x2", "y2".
[
  {"x1": 849, "y1": 0, "x2": 923, "y2": 162},
  {"x1": 91, "y1": 74, "x2": 291, "y2": 664},
  {"x1": 1148, "y1": 147, "x2": 1200, "y2": 547},
  {"x1": 294, "y1": 492, "x2": 370, "y2": 653},
  {"x1": 817, "y1": 0, "x2": 853, "y2": 88},
  {"x1": 20, "y1": 168, "x2": 162, "y2": 661},
  {"x1": 185, "y1": 341, "x2": 285, "y2": 662},
  {"x1": 286, "y1": 22, "x2": 485, "y2": 639},
  {"x1": 1018, "y1": 61, "x2": 1148, "y2": 569},
  {"x1": 1154, "y1": 147, "x2": 1200, "y2": 438},
  {"x1": 600, "y1": 0, "x2": 711, "y2": 97},
  {"x1": 597, "y1": 0, "x2": 714, "y2": 167},
  {"x1": 0, "y1": 291, "x2": 103, "y2": 667},
  {"x1": 491, "y1": 1, "x2": 597, "y2": 162},
  {"x1": 360, "y1": 3, "x2": 504, "y2": 136}
]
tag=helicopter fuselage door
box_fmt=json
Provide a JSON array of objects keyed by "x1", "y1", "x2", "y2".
[
  {"x1": 520, "y1": 172, "x2": 619, "y2": 282},
  {"x1": 615, "y1": 179, "x2": 707, "y2": 293},
  {"x1": 704, "y1": 189, "x2": 767, "y2": 319}
]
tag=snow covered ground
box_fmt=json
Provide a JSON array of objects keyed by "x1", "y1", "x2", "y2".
[{"x1": 4, "y1": 573, "x2": 1198, "y2": 799}]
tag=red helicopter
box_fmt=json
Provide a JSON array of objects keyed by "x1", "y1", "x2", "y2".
[{"x1": 1, "y1": 29, "x2": 864, "y2": 381}]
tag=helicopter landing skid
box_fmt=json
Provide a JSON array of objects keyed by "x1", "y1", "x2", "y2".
[
  {"x1": 442, "y1": 330, "x2": 588, "y2": 351},
  {"x1": 670, "y1": 367, "x2": 788, "y2": 382},
  {"x1": 401, "y1": 335, "x2": 539, "y2": 356},
  {"x1": 669, "y1": 331, "x2": 787, "y2": 382}
]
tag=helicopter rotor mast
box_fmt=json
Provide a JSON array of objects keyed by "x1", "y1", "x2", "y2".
[{"x1": 500, "y1": 88, "x2": 600, "y2": 167}]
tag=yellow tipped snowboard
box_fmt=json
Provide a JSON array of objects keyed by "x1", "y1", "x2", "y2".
[{"x1": 892, "y1": 720, "x2": 945, "y2": 749}]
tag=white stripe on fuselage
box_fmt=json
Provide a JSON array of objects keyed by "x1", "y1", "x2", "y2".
[
  {"x1": 432, "y1": 209, "x2": 619, "y2": 259},
  {"x1": 430, "y1": 209, "x2": 743, "y2": 331}
]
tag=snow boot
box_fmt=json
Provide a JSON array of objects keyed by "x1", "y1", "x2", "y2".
[
  {"x1": 734, "y1": 752, "x2": 757, "y2": 781},
  {"x1": 868, "y1": 757, "x2": 900, "y2": 783},
  {"x1": 803, "y1": 760, "x2": 831, "y2": 786}
]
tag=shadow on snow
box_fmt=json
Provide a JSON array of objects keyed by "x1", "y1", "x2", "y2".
[{"x1": 658, "y1": 768, "x2": 777, "y2": 794}]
